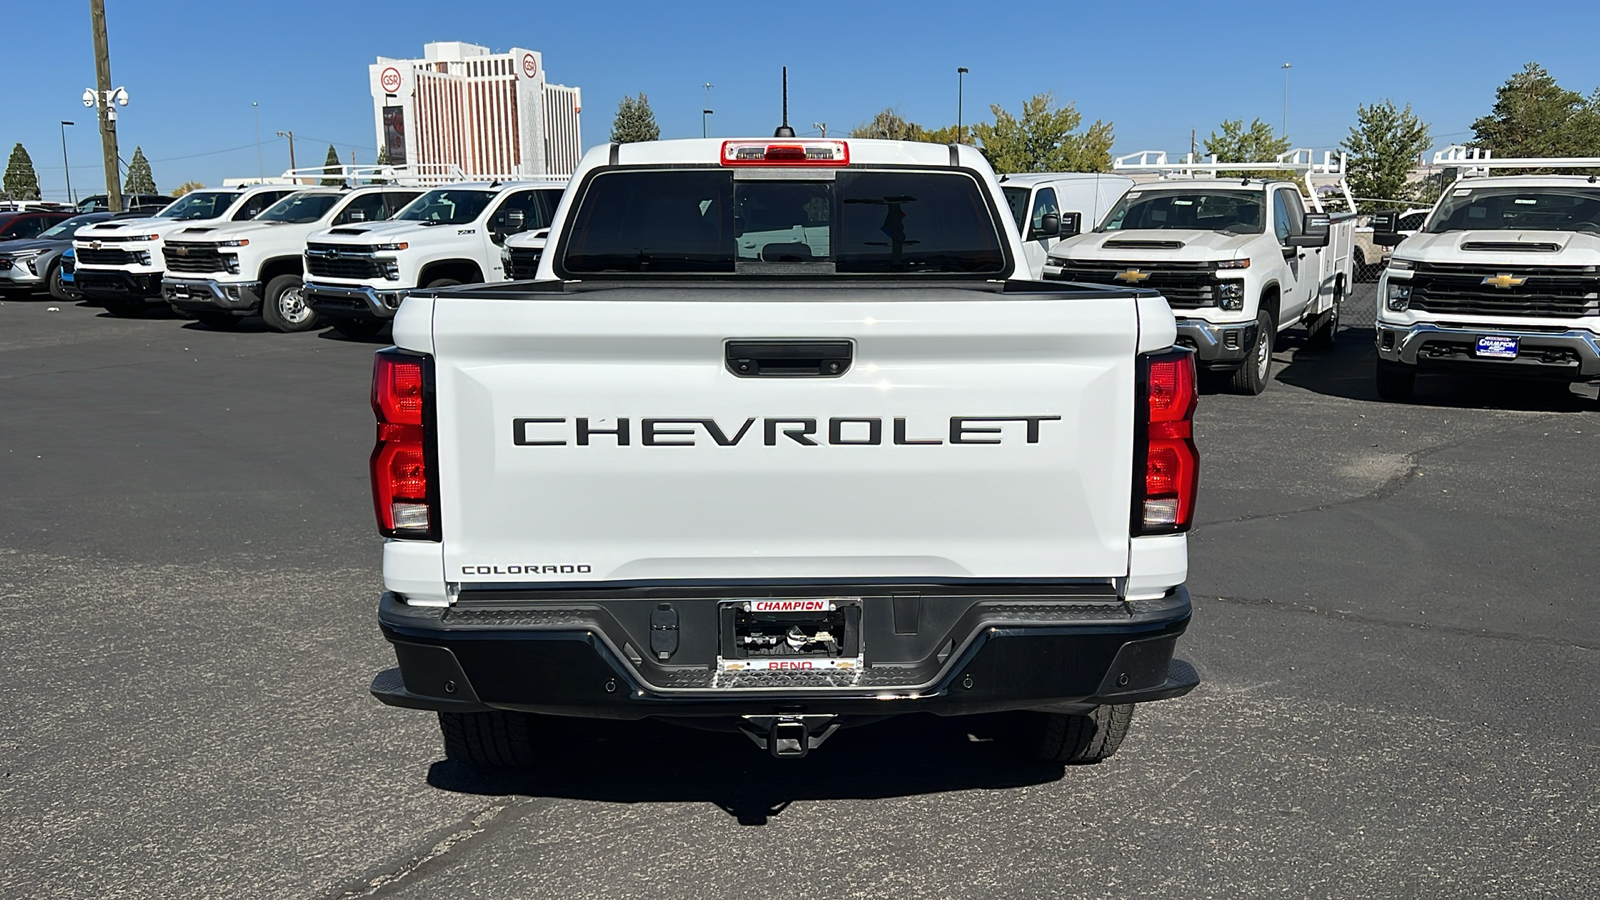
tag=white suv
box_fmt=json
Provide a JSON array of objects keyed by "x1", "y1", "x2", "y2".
[{"x1": 161, "y1": 185, "x2": 421, "y2": 332}]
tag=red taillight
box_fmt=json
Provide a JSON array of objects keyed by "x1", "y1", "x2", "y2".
[
  {"x1": 1134, "y1": 349, "x2": 1199, "y2": 534},
  {"x1": 720, "y1": 140, "x2": 850, "y2": 167},
  {"x1": 371, "y1": 350, "x2": 436, "y2": 539}
]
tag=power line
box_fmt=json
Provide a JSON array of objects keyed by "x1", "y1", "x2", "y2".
[{"x1": 148, "y1": 138, "x2": 285, "y2": 163}]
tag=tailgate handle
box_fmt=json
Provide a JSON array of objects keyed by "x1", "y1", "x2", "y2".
[{"x1": 725, "y1": 340, "x2": 852, "y2": 378}]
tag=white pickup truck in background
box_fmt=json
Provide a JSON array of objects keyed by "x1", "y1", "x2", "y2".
[
  {"x1": 364, "y1": 136, "x2": 1201, "y2": 767},
  {"x1": 1043, "y1": 150, "x2": 1356, "y2": 394},
  {"x1": 997, "y1": 172, "x2": 1133, "y2": 278},
  {"x1": 72, "y1": 184, "x2": 299, "y2": 317},
  {"x1": 1373, "y1": 146, "x2": 1600, "y2": 402},
  {"x1": 302, "y1": 179, "x2": 565, "y2": 337},
  {"x1": 161, "y1": 170, "x2": 422, "y2": 332}
]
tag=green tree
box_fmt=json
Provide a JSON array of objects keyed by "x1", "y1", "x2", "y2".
[
  {"x1": 123, "y1": 146, "x2": 157, "y2": 194},
  {"x1": 3, "y1": 143, "x2": 41, "y2": 200},
  {"x1": 170, "y1": 180, "x2": 205, "y2": 197},
  {"x1": 610, "y1": 93, "x2": 661, "y2": 143},
  {"x1": 320, "y1": 144, "x2": 343, "y2": 185},
  {"x1": 1471, "y1": 63, "x2": 1600, "y2": 159},
  {"x1": 850, "y1": 108, "x2": 927, "y2": 141},
  {"x1": 1203, "y1": 118, "x2": 1292, "y2": 178},
  {"x1": 1341, "y1": 100, "x2": 1432, "y2": 205},
  {"x1": 971, "y1": 93, "x2": 1113, "y2": 174}
]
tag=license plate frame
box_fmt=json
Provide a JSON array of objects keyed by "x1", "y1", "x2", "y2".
[
  {"x1": 716, "y1": 597, "x2": 863, "y2": 676},
  {"x1": 1475, "y1": 335, "x2": 1520, "y2": 359}
]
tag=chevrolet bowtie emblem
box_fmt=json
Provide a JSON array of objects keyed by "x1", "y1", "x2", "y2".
[
  {"x1": 89, "y1": 241, "x2": 102, "y2": 250},
  {"x1": 175, "y1": 246, "x2": 189, "y2": 255},
  {"x1": 1482, "y1": 273, "x2": 1525, "y2": 288},
  {"x1": 1115, "y1": 268, "x2": 1152, "y2": 283}
]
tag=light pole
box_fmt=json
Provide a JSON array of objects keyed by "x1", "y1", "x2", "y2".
[
  {"x1": 1281, "y1": 62, "x2": 1292, "y2": 141},
  {"x1": 813, "y1": 122, "x2": 827, "y2": 138},
  {"x1": 957, "y1": 67, "x2": 969, "y2": 144},
  {"x1": 276, "y1": 130, "x2": 297, "y2": 173},
  {"x1": 253, "y1": 101, "x2": 263, "y2": 179},
  {"x1": 702, "y1": 83, "x2": 713, "y2": 138},
  {"x1": 59, "y1": 121, "x2": 74, "y2": 205}
]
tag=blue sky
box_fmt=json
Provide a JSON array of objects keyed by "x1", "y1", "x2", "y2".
[{"x1": 6, "y1": 0, "x2": 1600, "y2": 200}]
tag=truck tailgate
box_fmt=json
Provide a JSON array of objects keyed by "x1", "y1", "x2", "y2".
[{"x1": 429, "y1": 287, "x2": 1140, "y2": 585}]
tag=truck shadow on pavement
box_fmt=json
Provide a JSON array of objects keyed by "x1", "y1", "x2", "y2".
[
  {"x1": 1269, "y1": 326, "x2": 1597, "y2": 412},
  {"x1": 426, "y1": 713, "x2": 1066, "y2": 826}
]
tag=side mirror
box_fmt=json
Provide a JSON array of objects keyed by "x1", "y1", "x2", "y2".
[
  {"x1": 1287, "y1": 212, "x2": 1331, "y2": 247},
  {"x1": 1033, "y1": 213, "x2": 1061, "y2": 239},
  {"x1": 1370, "y1": 211, "x2": 1405, "y2": 246},
  {"x1": 1059, "y1": 211, "x2": 1082, "y2": 238},
  {"x1": 348, "y1": 209, "x2": 367, "y2": 222},
  {"x1": 505, "y1": 209, "x2": 526, "y2": 232}
]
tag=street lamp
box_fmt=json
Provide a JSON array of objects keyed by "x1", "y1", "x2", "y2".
[
  {"x1": 703, "y1": 83, "x2": 713, "y2": 138},
  {"x1": 253, "y1": 102, "x2": 263, "y2": 179},
  {"x1": 1281, "y1": 62, "x2": 1292, "y2": 141},
  {"x1": 957, "y1": 67, "x2": 969, "y2": 144},
  {"x1": 276, "y1": 130, "x2": 297, "y2": 173},
  {"x1": 59, "y1": 121, "x2": 74, "y2": 205}
]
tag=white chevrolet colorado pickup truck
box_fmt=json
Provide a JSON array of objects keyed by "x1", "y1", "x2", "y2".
[
  {"x1": 1045, "y1": 151, "x2": 1355, "y2": 394},
  {"x1": 72, "y1": 184, "x2": 298, "y2": 317},
  {"x1": 1373, "y1": 147, "x2": 1600, "y2": 401},
  {"x1": 364, "y1": 137, "x2": 1201, "y2": 766},
  {"x1": 302, "y1": 180, "x2": 564, "y2": 338},
  {"x1": 161, "y1": 183, "x2": 421, "y2": 332}
]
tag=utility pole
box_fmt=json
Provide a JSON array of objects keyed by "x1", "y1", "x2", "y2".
[
  {"x1": 276, "y1": 130, "x2": 297, "y2": 172},
  {"x1": 702, "y1": 83, "x2": 713, "y2": 139},
  {"x1": 90, "y1": 0, "x2": 122, "y2": 212},
  {"x1": 1190, "y1": 128, "x2": 1197, "y2": 162}
]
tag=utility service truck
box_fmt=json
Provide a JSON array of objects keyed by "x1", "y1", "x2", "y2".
[
  {"x1": 1043, "y1": 150, "x2": 1356, "y2": 394},
  {"x1": 363, "y1": 137, "x2": 1201, "y2": 768},
  {"x1": 161, "y1": 169, "x2": 422, "y2": 332},
  {"x1": 302, "y1": 179, "x2": 565, "y2": 337},
  {"x1": 1372, "y1": 146, "x2": 1600, "y2": 402},
  {"x1": 73, "y1": 184, "x2": 299, "y2": 317}
]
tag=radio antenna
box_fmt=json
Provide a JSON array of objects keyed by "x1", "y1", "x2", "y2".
[{"x1": 774, "y1": 67, "x2": 795, "y2": 137}]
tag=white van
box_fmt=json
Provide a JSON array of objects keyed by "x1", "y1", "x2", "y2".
[{"x1": 998, "y1": 173, "x2": 1134, "y2": 278}]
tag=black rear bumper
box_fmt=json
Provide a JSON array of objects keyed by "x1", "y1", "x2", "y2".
[{"x1": 371, "y1": 584, "x2": 1198, "y2": 720}]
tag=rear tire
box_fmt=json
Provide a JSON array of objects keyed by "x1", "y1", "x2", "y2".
[
  {"x1": 1015, "y1": 705, "x2": 1135, "y2": 764},
  {"x1": 439, "y1": 710, "x2": 540, "y2": 769},
  {"x1": 1229, "y1": 309, "x2": 1275, "y2": 395},
  {"x1": 425, "y1": 277, "x2": 463, "y2": 289},
  {"x1": 261, "y1": 273, "x2": 318, "y2": 333},
  {"x1": 1376, "y1": 361, "x2": 1416, "y2": 401},
  {"x1": 194, "y1": 312, "x2": 240, "y2": 330},
  {"x1": 329, "y1": 318, "x2": 385, "y2": 340},
  {"x1": 100, "y1": 296, "x2": 148, "y2": 318},
  {"x1": 1305, "y1": 278, "x2": 1342, "y2": 350}
]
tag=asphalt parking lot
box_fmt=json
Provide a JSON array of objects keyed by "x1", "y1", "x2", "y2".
[{"x1": 2, "y1": 287, "x2": 1597, "y2": 899}]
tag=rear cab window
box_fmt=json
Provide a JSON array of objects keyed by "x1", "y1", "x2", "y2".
[{"x1": 558, "y1": 168, "x2": 1008, "y2": 278}]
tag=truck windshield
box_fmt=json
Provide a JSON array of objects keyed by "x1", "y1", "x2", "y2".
[
  {"x1": 255, "y1": 193, "x2": 342, "y2": 224},
  {"x1": 394, "y1": 189, "x2": 495, "y2": 225},
  {"x1": 156, "y1": 192, "x2": 237, "y2": 221},
  {"x1": 1098, "y1": 190, "x2": 1264, "y2": 235},
  {"x1": 561, "y1": 169, "x2": 1006, "y2": 275},
  {"x1": 1423, "y1": 187, "x2": 1600, "y2": 233}
]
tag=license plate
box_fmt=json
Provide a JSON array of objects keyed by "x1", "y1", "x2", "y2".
[{"x1": 1476, "y1": 335, "x2": 1519, "y2": 359}]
